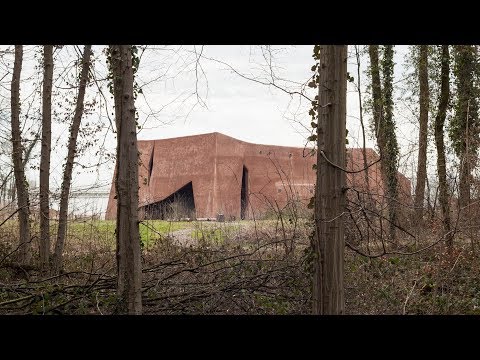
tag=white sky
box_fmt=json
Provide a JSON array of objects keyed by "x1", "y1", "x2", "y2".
[{"x1": 0, "y1": 45, "x2": 434, "y2": 215}]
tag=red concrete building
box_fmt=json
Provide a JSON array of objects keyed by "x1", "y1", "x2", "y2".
[{"x1": 105, "y1": 132, "x2": 411, "y2": 220}]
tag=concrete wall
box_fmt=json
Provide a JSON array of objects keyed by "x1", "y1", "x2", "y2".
[{"x1": 105, "y1": 132, "x2": 412, "y2": 220}]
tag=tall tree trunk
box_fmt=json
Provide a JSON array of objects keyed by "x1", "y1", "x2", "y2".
[
  {"x1": 414, "y1": 45, "x2": 430, "y2": 226},
  {"x1": 313, "y1": 45, "x2": 347, "y2": 315},
  {"x1": 459, "y1": 152, "x2": 471, "y2": 209},
  {"x1": 354, "y1": 46, "x2": 370, "y2": 193},
  {"x1": 54, "y1": 45, "x2": 92, "y2": 272},
  {"x1": 109, "y1": 45, "x2": 142, "y2": 315},
  {"x1": 40, "y1": 45, "x2": 53, "y2": 269},
  {"x1": 456, "y1": 45, "x2": 471, "y2": 209},
  {"x1": 354, "y1": 46, "x2": 372, "y2": 242},
  {"x1": 435, "y1": 45, "x2": 453, "y2": 248},
  {"x1": 368, "y1": 46, "x2": 384, "y2": 144},
  {"x1": 368, "y1": 46, "x2": 388, "y2": 222},
  {"x1": 10, "y1": 178, "x2": 16, "y2": 204},
  {"x1": 381, "y1": 45, "x2": 399, "y2": 240},
  {"x1": 10, "y1": 45, "x2": 31, "y2": 265},
  {"x1": 368, "y1": 45, "x2": 399, "y2": 241},
  {"x1": 1, "y1": 133, "x2": 40, "y2": 213},
  {"x1": 452, "y1": 45, "x2": 479, "y2": 209}
]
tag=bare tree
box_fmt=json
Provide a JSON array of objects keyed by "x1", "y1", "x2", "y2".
[
  {"x1": 414, "y1": 45, "x2": 429, "y2": 226},
  {"x1": 10, "y1": 45, "x2": 31, "y2": 264},
  {"x1": 54, "y1": 45, "x2": 92, "y2": 272},
  {"x1": 0, "y1": 134, "x2": 39, "y2": 208},
  {"x1": 109, "y1": 45, "x2": 142, "y2": 314},
  {"x1": 39, "y1": 45, "x2": 53, "y2": 269},
  {"x1": 313, "y1": 45, "x2": 347, "y2": 315},
  {"x1": 354, "y1": 46, "x2": 370, "y2": 192},
  {"x1": 434, "y1": 45, "x2": 453, "y2": 248}
]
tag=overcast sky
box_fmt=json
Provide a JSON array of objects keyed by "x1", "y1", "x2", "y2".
[
  {"x1": 131, "y1": 45, "x2": 418, "y2": 176},
  {"x1": 1, "y1": 45, "x2": 426, "y2": 215},
  {"x1": 135, "y1": 45, "x2": 403, "y2": 147},
  {"x1": 135, "y1": 45, "x2": 320, "y2": 146}
]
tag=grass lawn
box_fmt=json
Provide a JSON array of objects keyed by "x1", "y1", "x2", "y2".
[
  {"x1": 139, "y1": 220, "x2": 190, "y2": 247},
  {"x1": 0, "y1": 219, "x2": 191, "y2": 249},
  {"x1": 69, "y1": 220, "x2": 190, "y2": 248},
  {"x1": 191, "y1": 222, "x2": 243, "y2": 245}
]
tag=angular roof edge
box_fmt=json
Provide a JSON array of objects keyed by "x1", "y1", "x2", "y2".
[{"x1": 138, "y1": 132, "x2": 376, "y2": 153}]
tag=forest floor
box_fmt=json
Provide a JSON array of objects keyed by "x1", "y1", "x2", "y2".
[{"x1": 1, "y1": 218, "x2": 479, "y2": 315}]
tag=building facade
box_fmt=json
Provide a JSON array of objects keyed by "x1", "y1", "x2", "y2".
[{"x1": 105, "y1": 132, "x2": 411, "y2": 220}]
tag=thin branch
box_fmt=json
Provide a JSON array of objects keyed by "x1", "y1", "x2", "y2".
[{"x1": 320, "y1": 150, "x2": 381, "y2": 174}]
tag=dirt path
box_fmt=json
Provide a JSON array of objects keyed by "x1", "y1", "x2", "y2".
[
  {"x1": 165, "y1": 219, "x2": 309, "y2": 248},
  {"x1": 166, "y1": 221, "x2": 245, "y2": 247},
  {"x1": 167, "y1": 228, "x2": 198, "y2": 247}
]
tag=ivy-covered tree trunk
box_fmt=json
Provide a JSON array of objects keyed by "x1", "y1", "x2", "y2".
[
  {"x1": 313, "y1": 45, "x2": 347, "y2": 315},
  {"x1": 414, "y1": 45, "x2": 429, "y2": 226},
  {"x1": 54, "y1": 45, "x2": 92, "y2": 273},
  {"x1": 10, "y1": 45, "x2": 31, "y2": 265},
  {"x1": 368, "y1": 45, "x2": 399, "y2": 241},
  {"x1": 435, "y1": 45, "x2": 453, "y2": 248},
  {"x1": 40, "y1": 45, "x2": 54, "y2": 269},
  {"x1": 368, "y1": 46, "x2": 383, "y2": 143},
  {"x1": 451, "y1": 45, "x2": 479, "y2": 210},
  {"x1": 381, "y1": 45, "x2": 399, "y2": 240},
  {"x1": 109, "y1": 45, "x2": 142, "y2": 315}
]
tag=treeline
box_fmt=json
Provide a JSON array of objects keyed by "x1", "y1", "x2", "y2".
[{"x1": 1, "y1": 45, "x2": 479, "y2": 314}]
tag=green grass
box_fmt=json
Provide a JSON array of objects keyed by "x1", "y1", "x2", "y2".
[
  {"x1": 2, "y1": 218, "x2": 296, "y2": 249},
  {"x1": 190, "y1": 223, "x2": 242, "y2": 245},
  {"x1": 139, "y1": 220, "x2": 189, "y2": 248},
  {"x1": 191, "y1": 228, "x2": 226, "y2": 245},
  {"x1": 0, "y1": 219, "x2": 190, "y2": 249},
  {"x1": 66, "y1": 220, "x2": 116, "y2": 242},
  {"x1": 64, "y1": 220, "x2": 188, "y2": 244}
]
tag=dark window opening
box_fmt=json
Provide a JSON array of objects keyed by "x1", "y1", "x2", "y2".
[
  {"x1": 148, "y1": 146, "x2": 155, "y2": 185},
  {"x1": 241, "y1": 166, "x2": 248, "y2": 220},
  {"x1": 143, "y1": 182, "x2": 195, "y2": 220}
]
